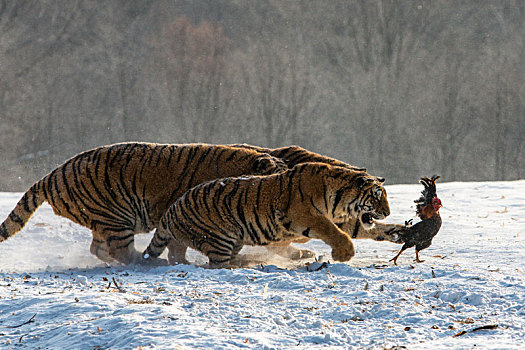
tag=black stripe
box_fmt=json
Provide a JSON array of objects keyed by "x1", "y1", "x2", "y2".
[
  {"x1": 175, "y1": 145, "x2": 184, "y2": 163},
  {"x1": 202, "y1": 182, "x2": 213, "y2": 214},
  {"x1": 284, "y1": 167, "x2": 298, "y2": 211},
  {"x1": 212, "y1": 183, "x2": 228, "y2": 227},
  {"x1": 310, "y1": 196, "x2": 323, "y2": 215},
  {"x1": 297, "y1": 173, "x2": 305, "y2": 201},
  {"x1": 93, "y1": 221, "x2": 134, "y2": 232},
  {"x1": 41, "y1": 177, "x2": 49, "y2": 203},
  {"x1": 184, "y1": 186, "x2": 231, "y2": 238},
  {"x1": 186, "y1": 147, "x2": 212, "y2": 188},
  {"x1": 116, "y1": 238, "x2": 135, "y2": 250},
  {"x1": 225, "y1": 150, "x2": 238, "y2": 162},
  {"x1": 154, "y1": 145, "x2": 168, "y2": 167},
  {"x1": 332, "y1": 188, "x2": 345, "y2": 217},
  {"x1": 235, "y1": 183, "x2": 261, "y2": 244},
  {"x1": 255, "y1": 179, "x2": 263, "y2": 205},
  {"x1": 267, "y1": 203, "x2": 279, "y2": 239},
  {"x1": 351, "y1": 220, "x2": 360, "y2": 238},
  {"x1": 45, "y1": 170, "x2": 59, "y2": 209},
  {"x1": 54, "y1": 166, "x2": 82, "y2": 223},
  {"x1": 207, "y1": 146, "x2": 220, "y2": 165},
  {"x1": 93, "y1": 149, "x2": 103, "y2": 179},
  {"x1": 178, "y1": 193, "x2": 236, "y2": 250},
  {"x1": 31, "y1": 182, "x2": 40, "y2": 209},
  {"x1": 21, "y1": 192, "x2": 31, "y2": 213},
  {"x1": 167, "y1": 146, "x2": 198, "y2": 203},
  {"x1": 302, "y1": 228, "x2": 311, "y2": 237},
  {"x1": 0, "y1": 223, "x2": 9, "y2": 238},
  {"x1": 65, "y1": 158, "x2": 91, "y2": 224},
  {"x1": 322, "y1": 181, "x2": 329, "y2": 212},
  {"x1": 85, "y1": 154, "x2": 113, "y2": 208},
  {"x1": 8, "y1": 212, "x2": 24, "y2": 225},
  {"x1": 207, "y1": 251, "x2": 231, "y2": 264},
  {"x1": 166, "y1": 145, "x2": 176, "y2": 168},
  {"x1": 106, "y1": 232, "x2": 134, "y2": 243},
  {"x1": 280, "y1": 149, "x2": 307, "y2": 166},
  {"x1": 102, "y1": 154, "x2": 134, "y2": 220},
  {"x1": 252, "y1": 206, "x2": 273, "y2": 242}
]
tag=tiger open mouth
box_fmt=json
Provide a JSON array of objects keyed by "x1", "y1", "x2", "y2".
[{"x1": 360, "y1": 212, "x2": 380, "y2": 227}]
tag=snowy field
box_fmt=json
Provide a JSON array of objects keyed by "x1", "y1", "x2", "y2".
[{"x1": 0, "y1": 180, "x2": 524, "y2": 349}]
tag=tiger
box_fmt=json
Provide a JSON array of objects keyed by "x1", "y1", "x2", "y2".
[
  {"x1": 229, "y1": 143, "x2": 367, "y2": 171},
  {"x1": 144, "y1": 162, "x2": 391, "y2": 267},
  {"x1": 228, "y1": 144, "x2": 407, "y2": 257},
  {"x1": 0, "y1": 142, "x2": 287, "y2": 265}
]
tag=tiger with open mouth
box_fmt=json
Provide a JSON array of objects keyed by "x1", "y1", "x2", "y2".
[{"x1": 144, "y1": 162, "x2": 390, "y2": 267}]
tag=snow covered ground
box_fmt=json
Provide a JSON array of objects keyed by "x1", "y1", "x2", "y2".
[{"x1": 0, "y1": 180, "x2": 524, "y2": 349}]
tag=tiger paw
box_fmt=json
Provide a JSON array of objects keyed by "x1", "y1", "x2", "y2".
[
  {"x1": 139, "y1": 253, "x2": 170, "y2": 267},
  {"x1": 386, "y1": 227, "x2": 409, "y2": 244},
  {"x1": 331, "y1": 245, "x2": 355, "y2": 262},
  {"x1": 390, "y1": 232, "x2": 405, "y2": 244}
]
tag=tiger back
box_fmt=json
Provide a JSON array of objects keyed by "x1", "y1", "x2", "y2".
[
  {"x1": 230, "y1": 143, "x2": 366, "y2": 171},
  {"x1": 0, "y1": 142, "x2": 287, "y2": 265},
  {"x1": 150, "y1": 162, "x2": 390, "y2": 267}
]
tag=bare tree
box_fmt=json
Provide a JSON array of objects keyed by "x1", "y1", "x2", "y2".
[
  {"x1": 486, "y1": 30, "x2": 525, "y2": 179},
  {"x1": 0, "y1": 1, "x2": 524, "y2": 190},
  {"x1": 156, "y1": 17, "x2": 233, "y2": 142},
  {"x1": 239, "y1": 39, "x2": 318, "y2": 147}
]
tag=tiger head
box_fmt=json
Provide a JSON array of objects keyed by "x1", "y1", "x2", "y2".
[
  {"x1": 327, "y1": 169, "x2": 389, "y2": 229},
  {"x1": 251, "y1": 154, "x2": 288, "y2": 175},
  {"x1": 353, "y1": 175, "x2": 390, "y2": 229}
]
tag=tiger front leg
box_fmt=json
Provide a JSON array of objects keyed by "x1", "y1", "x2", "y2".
[
  {"x1": 291, "y1": 216, "x2": 355, "y2": 262},
  {"x1": 338, "y1": 219, "x2": 407, "y2": 244}
]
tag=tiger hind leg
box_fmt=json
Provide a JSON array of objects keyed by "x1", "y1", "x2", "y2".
[
  {"x1": 338, "y1": 220, "x2": 407, "y2": 243},
  {"x1": 103, "y1": 230, "x2": 168, "y2": 266},
  {"x1": 103, "y1": 229, "x2": 143, "y2": 265},
  {"x1": 89, "y1": 236, "x2": 116, "y2": 264},
  {"x1": 206, "y1": 240, "x2": 244, "y2": 269}
]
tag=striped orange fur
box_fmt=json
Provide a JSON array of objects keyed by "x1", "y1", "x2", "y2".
[
  {"x1": 0, "y1": 142, "x2": 287, "y2": 265},
  {"x1": 146, "y1": 162, "x2": 391, "y2": 267}
]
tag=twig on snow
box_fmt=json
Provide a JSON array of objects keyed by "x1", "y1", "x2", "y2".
[
  {"x1": 112, "y1": 277, "x2": 126, "y2": 292},
  {"x1": 453, "y1": 324, "x2": 499, "y2": 337},
  {"x1": 5, "y1": 313, "x2": 36, "y2": 329}
]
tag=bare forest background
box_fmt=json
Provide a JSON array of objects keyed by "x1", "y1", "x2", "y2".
[{"x1": 0, "y1": 0, "x2": 523, "y2": 191}]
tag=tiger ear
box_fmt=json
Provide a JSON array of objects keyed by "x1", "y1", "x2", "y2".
[
  {"x1": 253, "y1": 157, "x2": 271, "y2": 173},
  {"x1": 376, "y1": 177, "x2": 385, "y2": 184}
]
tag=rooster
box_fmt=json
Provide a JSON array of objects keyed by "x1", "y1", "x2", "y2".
[{"x1": 390, "y1": 175, "x2": 442, "y2": 265}]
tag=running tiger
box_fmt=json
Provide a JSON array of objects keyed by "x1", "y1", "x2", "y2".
[
  {"x1": 145, "y1": 162, "x2": 390, "y2": 267},
  {"x1": 229, "y1": 144, "x2": 407, "y2": 257},
  {"x1": 0, "y1": 142, "x2": 287, "y2": 265}
]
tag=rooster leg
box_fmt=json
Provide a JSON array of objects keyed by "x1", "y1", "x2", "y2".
[
  {"x1": 389, "y1": 248, "x2": 406, "y2": 265},
  {"x1": 414, "y1": 250, "x2": 425, "y2": 263}
]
